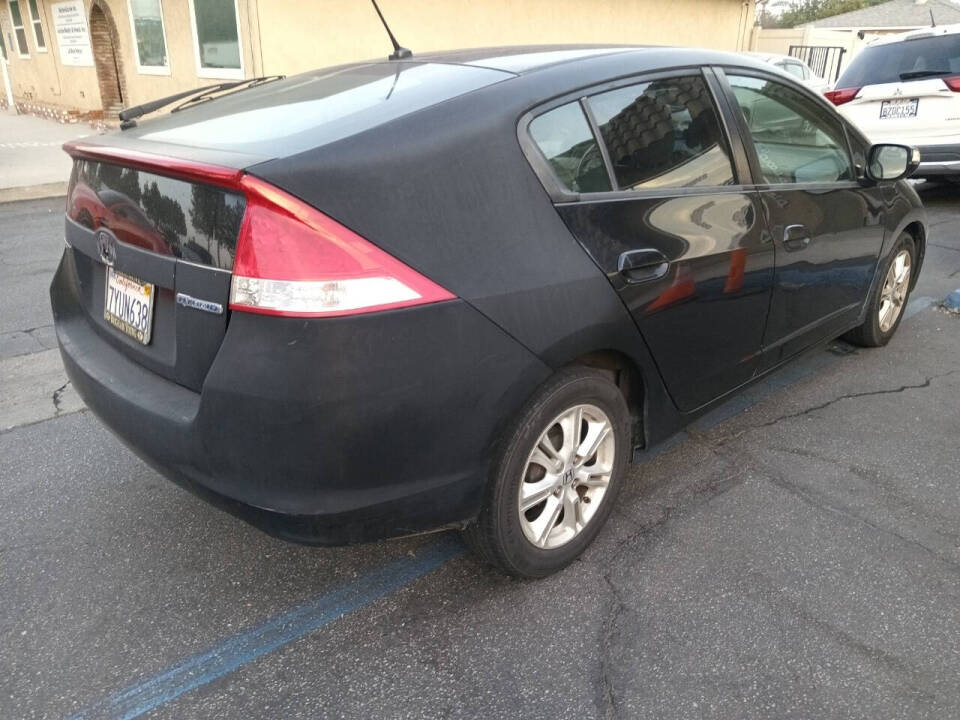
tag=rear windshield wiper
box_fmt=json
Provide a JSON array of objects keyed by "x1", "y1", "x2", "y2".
[
  {"x1": 118, "y1": 75, "x2": 284, "y2": 127},
  {"x1": 899, "y1": 69, "x2": 952, "y2": 80},
  {"x1": 171, "y1": 75, "x2": 285, "y2": 113}
]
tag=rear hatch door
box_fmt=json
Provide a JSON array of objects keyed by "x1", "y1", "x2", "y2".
[
  {"x1": 60, "y1": 61, "x2": 512, "y2": 392},
  {"x1": 843, "y1": 78, "x2": 958, "y2": 142},
  {"x1": 64, "y1": 156, "x2": 245, "y2": 392}
]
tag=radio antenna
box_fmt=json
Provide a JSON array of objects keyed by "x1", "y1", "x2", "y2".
[{"x1": 370, "y1": 0, "x2": 412, "y2": 60}]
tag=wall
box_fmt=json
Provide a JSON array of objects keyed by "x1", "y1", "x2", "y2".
[
  {"x1": 0, "y1": 0, "x2": 755, "y2": 121},
  {"x1": 0, "y1": 0, "x2": 259, "y2": 118},
  {"x1": 256, "y1": 0, "x2": 756, "y2": 77},
  {"x1": 1, "y1": 0, "x2": 99, "y2": 116},
  {"x1": 751, "y1": 27, "x2": 807, "y2": 55}
]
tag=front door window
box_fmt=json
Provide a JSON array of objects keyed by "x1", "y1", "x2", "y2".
[{"x1": 726, "y1": 74, "x2": 853, "y2": 184}]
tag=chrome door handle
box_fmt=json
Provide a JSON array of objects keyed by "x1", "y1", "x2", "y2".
[
  {"x1": 783, "y1": 224, "x2": 811, "y2": 251},
  {"x1": 618, "y1": 249, "x2": 669, "y2": 283}
]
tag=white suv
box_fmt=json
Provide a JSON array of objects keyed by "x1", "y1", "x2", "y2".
[{"x1": 827, "y1": 23, "x2": 960, "y2": 181}]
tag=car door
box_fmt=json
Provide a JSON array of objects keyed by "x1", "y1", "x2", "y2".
[
  {"x1": 718, "y1": 70, "x2": 886, "y2": 367},
  {"x1": 526, "y1": 70, "x2": 774, "y2": 412}
]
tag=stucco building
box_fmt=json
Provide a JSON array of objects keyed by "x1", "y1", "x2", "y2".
[{"x1": 0, "y1": 0, "x2": 756, "y2": 121}]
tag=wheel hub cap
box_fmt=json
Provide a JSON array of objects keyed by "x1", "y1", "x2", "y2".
[
  {"x1": 517, "y1": 403, "x2": 615, "y2": 550},
  {"x1": 878, "y1": 249, "x2": 911, "y2": 333}
]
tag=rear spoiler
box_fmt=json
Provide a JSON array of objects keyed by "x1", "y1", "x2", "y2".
[{"x1": 63, "y1": 141, "x2": 245, "y2": 189}]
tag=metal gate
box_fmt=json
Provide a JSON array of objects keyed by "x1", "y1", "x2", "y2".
[{"x1": 788, "y1": 45, "x2": 846, "y2": 83}]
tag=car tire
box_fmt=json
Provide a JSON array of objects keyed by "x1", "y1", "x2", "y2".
[
  {"x1": 462, "y1": 367, "x2": 631, "y2": 577},
  {"x1": 844, "y1": 233, "x2": 916, "y2": 348}
]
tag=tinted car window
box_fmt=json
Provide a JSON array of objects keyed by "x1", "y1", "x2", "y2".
[
  {"x1": 588, "y1": 75, "x2": 735, "y2": 190},
  {"x1": 68, "y1": 160, "x2": 245, "y2": 270},
  {"x1": 529, "y1": 102, "x2": 612, "y2": 193},
  {"x1": 130, "y1": 62, "x2": 511, "y2": 158},
  {"x1": 836, "y1": 33, "x2": 960, "y2": 87},
  {"x1": 727, "y1": 74, "x2": 853, "y2": 184}
]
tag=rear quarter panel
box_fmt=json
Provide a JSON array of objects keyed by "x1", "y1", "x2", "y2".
[{"x1": 248, "y1": 68, "x2": 686, "y2": 448}]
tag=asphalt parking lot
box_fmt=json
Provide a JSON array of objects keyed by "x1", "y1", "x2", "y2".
[{"x1": 2, "y1": 183, "x2": 960, "y2": 720}]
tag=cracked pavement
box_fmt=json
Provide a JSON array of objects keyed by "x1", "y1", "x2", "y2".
[{"x1": 2, "y1": 182, "x2": 960, "y2": 719}]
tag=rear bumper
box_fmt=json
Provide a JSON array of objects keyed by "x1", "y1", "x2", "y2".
[
  {"x1": 914, "y1": 142, "x2": 960, "y2": 176},
  {"x1": 51, "y1": 248, "x2": 550, "y2": 544}
]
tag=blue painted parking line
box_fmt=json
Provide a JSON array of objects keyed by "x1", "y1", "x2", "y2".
[
  {"x1": 904, "y1": 295, "x2": 936, "y2": 319},
  {"x1": 69, "y1": 537, "x2": 465, "y2": 720}
]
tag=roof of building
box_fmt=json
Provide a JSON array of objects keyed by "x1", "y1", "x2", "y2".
[{"x1": 799, "y1": 0, "x2": 960, "y2": 28}]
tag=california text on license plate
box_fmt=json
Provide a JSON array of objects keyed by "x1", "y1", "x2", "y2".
[
  {"x1": 104, "y1": 267, "x2": 155, "y2": 345},
  {"x1": 880, "y1": 98, "x2": 918, "y2": 119}
]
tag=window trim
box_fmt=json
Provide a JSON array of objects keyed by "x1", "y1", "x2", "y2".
[
  {"x1": 714, "y1": 65, "x2": 859, "y2": 191},
  {"x1": 127, "y1": 0, "x2": 171, "y2": 76},
  {"x1": 187, "y1": 0, "x2": 245, "y2": 80},
  {"x1": 25, "y1": 0, "x2": 44, "y2": 52},
  {"x1": 518, "y1": 67, "x2": 747, "y2": 204},
  {"x1": 579, "y1": 97, "x2": 617, "y2": 191},
  {"x1": 7, "y1": 0, "x2": 30, "y2": 59},
  {"x1": 518, "y1": 100, "x2": 598, "y2": 202}
]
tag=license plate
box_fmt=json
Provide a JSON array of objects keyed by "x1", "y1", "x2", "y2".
[
  {"x1": 880, "y1": 98, "x2": 918, "y2": 119},
  {"x1": 104, "y1": 268, "x2": 155, "y2": 345}
]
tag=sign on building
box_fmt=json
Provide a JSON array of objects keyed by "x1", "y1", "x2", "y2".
[{"x1": 52, "y1": 1, "x2": 93, "y2": 67}]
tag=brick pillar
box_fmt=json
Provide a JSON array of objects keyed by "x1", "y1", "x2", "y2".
[{"x1": 89, "y1": 1, "x2": 127, "y2": 114}]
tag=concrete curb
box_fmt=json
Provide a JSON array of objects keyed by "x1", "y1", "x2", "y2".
[{"x1": 0, "y1": 181, "x2": 68, "y2": 204}]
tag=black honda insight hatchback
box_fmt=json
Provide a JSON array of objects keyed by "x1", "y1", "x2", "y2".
[{"x1": 51, "y1": 46, "x2": 926, "y2": 577}]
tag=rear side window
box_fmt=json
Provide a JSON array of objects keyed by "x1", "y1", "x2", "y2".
[
  {"x1": 529, "y1": 102, "x2": 612, "y2": 193},
  {"x1": 837, "y1": 33, "x2": 960, "y2": 87},
  {"x1": 588, "y1": 75, "x2": 736, "y2": 190},
  {"x1": 727, "y1": 74, "x2": 852, "y2": 184}
]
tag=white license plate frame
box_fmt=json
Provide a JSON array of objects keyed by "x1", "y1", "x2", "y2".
[
  {"x1": 104, "y1": 267, "x2": 155, "y2": 345},
  {"x1": 879, "y1": 98, "x2": 919, "y2": 119}
]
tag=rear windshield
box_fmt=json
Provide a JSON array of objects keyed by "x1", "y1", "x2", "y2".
[
  {"x1": 67, "y1": 160, "x2": 245, "y2": 270},
  {"x1": 127, "y1": 62, "x2": 511, "y2": 158},
  {"x1": 836, "y1": 33, "x2": 960, "y2": 87}
]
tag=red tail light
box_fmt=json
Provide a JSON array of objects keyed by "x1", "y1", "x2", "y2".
[
  {"x1": 944, "y1": 76, "x2": 960, "y2": 92},
  {"x1": 824, "y1": 87, "x2": 860, "y2": 106},
  {"x1": 230, "y1": 176, "x2": 454, "y2": 317},
  {"x1": 62, "y1": 141, "x2": 455, "y2": 318}
]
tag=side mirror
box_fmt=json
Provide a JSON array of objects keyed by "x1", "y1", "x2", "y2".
[{"x1": 866, "y1": 144, "x2": 920, "y2": 182}]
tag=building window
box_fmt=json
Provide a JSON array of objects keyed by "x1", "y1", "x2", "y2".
[
  {"x1": 26, "y1": 0, "x2": 44, "y2": 52},
  {"x1": 188, "y1": 0, "x2": 243, "y2": 79},
  {"x1": 7, "y1": 0, "x2": 29, "y2": 57},
  {"x1": 127, "y1": 0, "x2": 169, "y2": 75},
  {"x1": 0, "y1": 26, "x2": 6, "y2": 60}
]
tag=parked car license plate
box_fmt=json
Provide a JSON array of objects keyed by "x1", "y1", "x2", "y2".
[
  {"x1": 104, "y1": 268, "x2": 154, "y2": 345},
  {"x1": 880, "y1": 98, "x2": 918, "y2": 119}
]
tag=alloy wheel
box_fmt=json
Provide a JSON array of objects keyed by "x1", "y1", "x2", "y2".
[
  {"x1": 517, "y1": 404, "x2": 615, "y2": 550},
  {"x1": 879, "y1": 249, "x2": 911, "y2": 333}
]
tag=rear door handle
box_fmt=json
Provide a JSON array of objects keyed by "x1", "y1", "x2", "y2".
[
  {"x1": 783, "y1": 224, "x2": 811, "y2": 251},
  {"x1": 618, "y1": 249, "x2": 669, "y2": 283}
]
